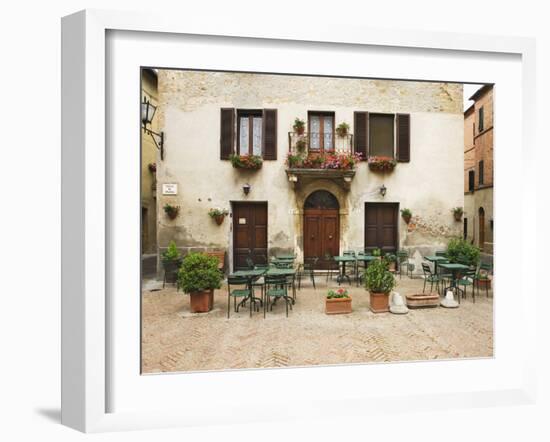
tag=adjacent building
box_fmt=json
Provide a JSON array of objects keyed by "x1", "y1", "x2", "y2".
[
  {"x1": 151, "y1": 70, "x2": 464, "y2": 273},
  {"x1": 463, "y1": 85, "x2": 494, "y2": 255}
]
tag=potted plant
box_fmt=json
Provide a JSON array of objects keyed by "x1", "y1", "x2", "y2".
[
  {"x1": 400, "y1": 208, "x2": 412, "y2": 224},
  {"x1": 385, "y1": 253, "x2": 397, "y2": 272},
  {"x1": 364, "y1": 258, "x2": 396, "y2": 313},
  {"x1": 452, "y1": 206, "x2": 464, "y2": 221},
  {"x1": 335, "y1": 122, "x2": 350, "y2": 137},
  {"x1": 368, "y1": 156, "x2": 397, "y2": 172},
  {"x1": 161, "y1": 241, "x2": 183, "y2": 284},
  {"x1": 293, "y1": 117, "x2": 305, "y2": 135},
  {"x1": 208, "y1": 207, "x2": 229, "y2": 225},
  {"x1": 325, "y1": 288, "x2": 352, "y2": 314},
  {"x1": 475, "y1": 274, "x2": 491, "y2": 290},
  {"x1": 163, "y1": 203, "x2": 180, "y2": 220},
  {"x1": 148, "y1": 162, "x2": 156, "y2": 173},
  {"x1": 295, "y1": 138, "x2": 307, "y2": 151},
  {"x1": 229, "y1": 153, "x2": 263, "y2": 170},
  {"x1": 177, "y1": 252, "x2": 222, "y2": 313},
  {"x1": 372, "y1": 248, "x2": 381, "y2": 258},
  {"x1": 446, "y1": 237, "x2": 480, "y2": 267}
]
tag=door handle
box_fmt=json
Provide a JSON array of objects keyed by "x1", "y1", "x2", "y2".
[{"x1": 329, "y1": 235, "x2": 333, "y2": 240}]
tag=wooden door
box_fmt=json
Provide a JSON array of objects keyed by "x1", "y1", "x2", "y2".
[
  {"x1": 478, "y1": 207, "x2": 485, "y2": 251},
  {"x1": 233, "y1": 202, "x2": 268, "y2": 270},
  {"x1": 303, "y1": 209, "x2": 339, "y2": 269},
  {"x1": 364, "y1": 203, "x2": 398, "y2": 254}
]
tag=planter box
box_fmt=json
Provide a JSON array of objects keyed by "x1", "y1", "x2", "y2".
[
  {"x1": 325, "y1": 296, "x2": 352, "y2": 315},
  {"x1": 189, "y1": 289, "x2": 214, "y2": 313},
  {"x1": 369, "y1": 292, "x2": 390, "y2": 313},
  {"x1": 405, "y1": 293, "x2": 439, "y2": 308},
  {"x1": 475, "y1": 279, "x2": 491, "y2": 289}
]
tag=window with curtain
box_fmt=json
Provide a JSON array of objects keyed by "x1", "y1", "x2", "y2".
[
  {"x1": 237, "y1": 110, "x2": 262, "y2": 155},
  {"x1": 369, "y1": 113, "x2": 395, "y2": 157},
  {"x1": 308, "y1": 112, "x2": 334, "y2": 151}
]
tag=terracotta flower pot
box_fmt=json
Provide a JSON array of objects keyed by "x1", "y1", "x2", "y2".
[
  {"x1": 214, "y1": 214, "x2": 225, "y2": 225},
  {"x1": 189, "y1": 289, "x2": 214, "y2": 313},
  {"x1": 325, "y1": 296, "x2": 352, "y2": 315},
  {"x1": 369, "y1": 292, "x2": 390, "y2": 313},
  {"x1": 454, "y1": 212, "x2": 463, "y2": 221},
  {"x1": 475, "y1": 279, "x2": 491, "y2": 289},
  {"x1": 402, "y1": 214, "x2": 411, "y2": 224},
  {"x1": 294, "y1": 127, "x2": 305, "y2": 136}
]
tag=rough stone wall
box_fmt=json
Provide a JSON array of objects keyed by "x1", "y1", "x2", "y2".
[{"x1": 156, "y1": 70, "x2": 464, "y2": 272}]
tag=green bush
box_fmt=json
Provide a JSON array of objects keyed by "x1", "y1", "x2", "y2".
[
  {"x1": 177, "y1": 252, "x2": 222, "y2": 293},
  {"x1": 364, "y1": 258, "x2": 395, "y2": 294},
  {"x1": 446, "y1": 237, "x2": 480, "y2": 266},
  {"x1": 162, "y1": 241, "x2": 181, "y2": 263}
]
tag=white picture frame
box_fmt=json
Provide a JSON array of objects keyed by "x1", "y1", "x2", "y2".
[{"x1": 61, "y1": 9, "x2": 537, "y2": 433}]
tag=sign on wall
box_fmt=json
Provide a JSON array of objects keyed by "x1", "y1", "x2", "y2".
[{"x1": 162, "y1": 183, "x2": 178, "y2": 195}]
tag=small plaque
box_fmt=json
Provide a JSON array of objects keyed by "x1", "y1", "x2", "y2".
[
  {"x1": 162, "y1": 183, "x2": 178, "y2": 195},
  {"x1": 239, "y1": 218, "x2": 247, "y2": 225}
]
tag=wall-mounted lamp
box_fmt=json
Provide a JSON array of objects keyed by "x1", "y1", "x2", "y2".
[
  {"x1": 243, "y1": 183, "x2": 251, "y2": 195},
  {"x1": 379, "y1": 184, "x2": 387, "y2": 197},
  {"x1": 141, "y1": 97, "x2": 165, "y2": 160}
]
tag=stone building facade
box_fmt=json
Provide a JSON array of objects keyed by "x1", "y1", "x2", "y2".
[
  {"x1": 140, "y1": 69, "x2": 159, "y2": 255},
  {"x1": 464, "y1": 85, "x2": 494, "y2": 254},
  {"x1": 152, "y1": 70, "x2": 464, "y2": 273}
]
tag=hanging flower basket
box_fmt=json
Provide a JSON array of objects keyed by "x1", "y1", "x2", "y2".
[
  {"x1": 148, "y1": 162, "x2": 157, "y2": 173},
  {"x1": 229, "y1": 154, "x2": 263, "y2": 170},
  {"x1": 368, "y1": 156, "x2": 396, "y2": 172},
  {"x1": 163, "y1": 204, "x2": 180, "y2": 220},
  {"x1": 452, "y1": 207, "x2": 464, "y2": 221},
  {"x1": 208, "y1": 208, "x2": 229, "y2": 225}
]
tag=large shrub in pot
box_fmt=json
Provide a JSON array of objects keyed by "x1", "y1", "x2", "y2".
[
  {"x1": 364, "y1": 258, "x2": 396, "y2": 313},
  {"x1": 177, "y1": 252, "x2": 222, "y2": 294},
  {"x1": 446, "y1": 237, "x2": 480, "y2": 266}
]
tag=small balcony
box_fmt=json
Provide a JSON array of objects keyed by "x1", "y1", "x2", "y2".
[
  {"x1": 287, "y1": 132, "x2": 354, "y2": 155},
  {"x1": 286, "y1": 132, "x2": 359, "y2": 190}
]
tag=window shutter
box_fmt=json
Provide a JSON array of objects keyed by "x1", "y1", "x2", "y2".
[
  {"x1": 353, "y1": 111, "x2": 368, "y2": 160},
  {"x1": 220, "y1": 108, "x2": 235, "y2": 160},
  {"x1": 396, "y1": 113, "x2": 410, "y2": 162},
  {"x1": 262, "y1": 109, "x2": 277, "y2": 160}
]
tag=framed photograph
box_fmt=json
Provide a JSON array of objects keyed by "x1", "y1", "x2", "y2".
[{"x1": 61, "y1": 9, "x2": 537, "y2": 433}]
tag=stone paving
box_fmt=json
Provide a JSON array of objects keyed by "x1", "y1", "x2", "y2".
[{"x1": 141, "y1": 275, "x2": 493, "y2": 373}]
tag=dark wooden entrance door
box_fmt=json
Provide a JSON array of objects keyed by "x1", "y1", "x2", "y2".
[
  {"x1": 478, "y1": 207, "x2": 485, "y2": 251},
  {"x1": 303, "y1": 190, "x2": 340, "y2": 269},
  {"x1": 233, "y1": 202, "x2": 268, "y2": 271},
  {"x1": 364, "y1": 203, "x2": 398, "y2": 254}
]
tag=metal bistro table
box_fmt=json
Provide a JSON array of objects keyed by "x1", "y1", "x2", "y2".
[
  {"x1": 355, "y1": 254, "x2": 378, "y2": 286},
  {"x1": 438, "y1": 262, "x2": 469, "y2": 303},
  {"x1": 275, "y1": 254, "x2": 295, "y2": 261},
  {"x1": 424, "y1": 255, "x2": 448, "y2": 275},
  {"x1": 229, "y1": 268, "x2": 266, "y2": 314},
  {"x1": 334, "y1": 255, "x2": 357, "y2": 285}
]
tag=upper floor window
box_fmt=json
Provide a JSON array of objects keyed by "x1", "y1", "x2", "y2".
[
  {"x1": 308, "y1": 111, "x2": 334, "y2": 152},
  {"x1": 478, "y1": 106, "x2": 484, "y2": 133},
  {"x1": 237, "y1": 110, "x2": 262, "y2": 156},
  {"x1": 478, "y1": 160, "x2": 484, "y2": 185},
  {"x1": 220, "y1": 108, "x2": 277, "y2": 160},
  {"x1": 468, "y1": 170, "x2": 475, "y2": 192},
  {"x1": 369, "y1": 113, "x2": 395, "y2": 158}
]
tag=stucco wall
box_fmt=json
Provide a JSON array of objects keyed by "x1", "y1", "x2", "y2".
[{"x1": 156, "y1": 70, "x2": 464, "y2": 272}]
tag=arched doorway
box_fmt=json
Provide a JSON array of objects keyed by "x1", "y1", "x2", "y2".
[
  {"x1": 303, "y1": 190, "x2": 340, "y2": 269},
  {"x1": 478, "y1": 207, "x2": 485, "y2": 251}
]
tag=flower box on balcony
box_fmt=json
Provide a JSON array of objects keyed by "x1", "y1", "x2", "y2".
[
  {"x1": 286, "y1": 152, "x2": 362, "y2": 170},
  {"x1": 368, "y1": 156, "x2": 397, "y2": 172},
  {"x1": 230, "y1": 154, "x2": 263, "y2": 170}
]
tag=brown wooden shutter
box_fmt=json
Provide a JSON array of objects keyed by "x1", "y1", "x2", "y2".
[
  {"x1": 396, "y1": 113, "x2": 410, "y2": 162},
  {"x1": 354, "y1": 111, "x2": 368, "y2": 160},
  {"x1": 220, "y1": 108, "x2": 235, "y2": 160},
  {"x1": 262, "y1": 109, "x2": 277, "y2": 160}
]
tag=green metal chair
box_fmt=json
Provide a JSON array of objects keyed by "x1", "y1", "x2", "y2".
[
  {"x1": 227, "y1": 276, "x2": 253, "y2": 318},
  {"x1": 325, "y1": 252, "x2": 340, "y2": 283},
  {"x1": 299, "y1": 256, "x2": 318, "y2": 289},
  {"x1": 421, "y1": 262, "x2": 441, "y2": 293},
  {"x1": 457, "y1": 267, "x2": 477, "y2": 302},
  {"x1": 435, "y1": 251, "x2": 447, "y2": 257},
  {"x1": 397, "y1": 250, "x2": 410, "y2": 279},
  {"x1": 474, "y1": 262, "x2": 492, "y2": 298},
  {"x1": 264, "y1": 275, "x2": 293, "y2": 317}
]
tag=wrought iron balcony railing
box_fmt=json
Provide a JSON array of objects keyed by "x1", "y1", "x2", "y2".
[{"x1": 288, "y1": 132, "x2": 354, "y2": 155}]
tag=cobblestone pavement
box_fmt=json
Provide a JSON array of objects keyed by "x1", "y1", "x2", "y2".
[{"x1": 141, "y1": 276, "x2": 493, "y2": 373}]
